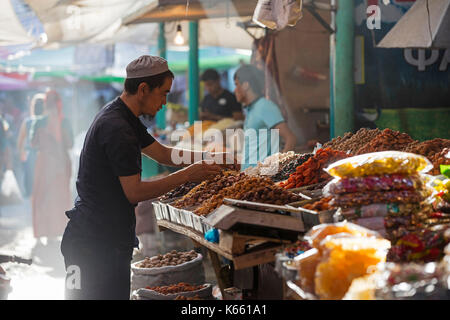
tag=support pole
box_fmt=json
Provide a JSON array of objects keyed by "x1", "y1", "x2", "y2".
[
  {"x1": 156, "y1": 22, "x2": 167, "y2": 129},
  {"x1": 188, "y1": 21, "x2": 199, "y2": 125},
  {"x1": 334, "y1": 0, "x2": 355, "y2": 137}
]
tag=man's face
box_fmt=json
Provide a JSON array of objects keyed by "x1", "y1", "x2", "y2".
[
  {"x1": 142, "y1": 77, "x2": 172, "y2": 117},
  {"x1": 204, "y1": 79, "x2": 221, "y2": 96},
  {"x1": 234, "y1": 78, "x2": 246, "y2": 104}
]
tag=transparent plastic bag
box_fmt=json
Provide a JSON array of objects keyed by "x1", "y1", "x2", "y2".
[
  {"x1": 323, "y1": 174, "x2": 424, "y2": 196},
  {"x1": 314, "y1": 234, "x2": 390, "y2": 300},
  {"x1": 330, "y1": 189, "x2": 433, "y2": 208},
  {"x1": 325, "y1": 151, "x2": 432, "y2": 178},
  {"x1": 305, "y1": 221, "x2": 383, "y2": 252}
]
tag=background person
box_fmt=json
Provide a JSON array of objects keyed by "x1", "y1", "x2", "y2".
[
  {"x1": 17, "y1": 93, "x2": 45, "y2": 198},
  {"x1": 200, "y1": 68, "x2": 244, "y2": 121},
  {"x1": 233, "y1": 64, "x2": 297, "y2": 171},
  {"x1": 30, "y1": 89, "x2": 73, "y2": 245}
]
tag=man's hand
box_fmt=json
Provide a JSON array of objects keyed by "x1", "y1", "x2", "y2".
[
  {"x1": 182, "y1": 160, "x2": 224, "y2": 183},
  {"x1": 204, "y1": 152, "x2": 240, "y2": 171}
]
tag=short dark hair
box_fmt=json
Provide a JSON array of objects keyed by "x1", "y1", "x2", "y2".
[
  {"x1": 234, "y1": 64, "x2": 265, "y2": 96},
  {"x1": 201, "y1": 68, "x2": 220, "y2": 81},
  {"x1": 124, "y1": 69, "x2": 174, "y2": 94}
]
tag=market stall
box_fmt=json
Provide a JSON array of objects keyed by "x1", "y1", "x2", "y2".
[{"x1": 134, "y1": 128, "x2": 450, "y2": 300}]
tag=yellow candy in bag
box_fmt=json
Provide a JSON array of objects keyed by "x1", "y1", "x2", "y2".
[{"x1": 325, "y1": 151, "x2": 432, "y2": 178}]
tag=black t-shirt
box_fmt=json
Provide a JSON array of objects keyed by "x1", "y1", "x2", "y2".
[
  {"x1": 65, "y1": 97, "x2": 155, "y2": 248},
  {"x1": 201, "y1": 89, "x2": 242, "y2": 118}
]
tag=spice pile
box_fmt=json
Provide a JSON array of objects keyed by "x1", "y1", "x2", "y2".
[
  {"x1": 280, "y1": 148, "x2": 350, "y2": 189},
  {"x1": 145, "y1": 282, "x2": 205, "y2": 295},
  {"x1": 194, "y1": 176, "x2": 302, "y2": 216},
  {"x1": 136, "y1": 250, "x2": 198, "y2": 268},
  {"x1": 271, "y1": 153, "x2": 313, "y2": 182}
]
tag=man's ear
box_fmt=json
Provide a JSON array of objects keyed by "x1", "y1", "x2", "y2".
[
  {"x1": 138, "y1": 82, "x2": 148, "y2": 97},
  {"x1": 242, "y1": 81, "x2": 250, "y2": 91}
]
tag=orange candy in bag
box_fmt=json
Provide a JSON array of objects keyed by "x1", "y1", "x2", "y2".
[{"x1": 314, "y1": 235, "x2": 390, "y2": 300}]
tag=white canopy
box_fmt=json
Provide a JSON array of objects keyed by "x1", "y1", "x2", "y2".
[
  {"x1": 0, "y1": 0, "x2": 37, "y2": 46},
  {"x1": 21, "y1": 0, "x2": 256, "y2": 50}
]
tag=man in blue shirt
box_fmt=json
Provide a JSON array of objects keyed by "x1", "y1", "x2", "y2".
[{"x1": 233, "y1": 64, "x2": 297, "y2": 170}]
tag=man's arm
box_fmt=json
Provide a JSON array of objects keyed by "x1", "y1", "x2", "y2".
[
  {"x1": 142, "y1": 140, "x2": 203, "y2": 167},
  {"x1": 274, "y1": 122, "x2": 297, "y2": 153},
  {"x1": 142, "y1": 140, "x2": 240, "y2": 170},
  {"x1": 119, "y1": 161, "x2": 223, "y2": 204}
]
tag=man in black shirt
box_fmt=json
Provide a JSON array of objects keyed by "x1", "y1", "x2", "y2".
[
  {"x1": 200, "y1": 68, "x2": 244, "y2": 121},
  {"x1": 61, "y1": 55, "x2": 236, "y2": 300}
]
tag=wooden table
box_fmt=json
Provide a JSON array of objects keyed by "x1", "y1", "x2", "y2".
[{"x1": 157, "y1": 219, "x2": 284, "y2": 299}]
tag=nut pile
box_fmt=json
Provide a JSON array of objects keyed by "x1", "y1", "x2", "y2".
[
  {"x1": 429, "y1": 148, "x2": 450, "y2": 175},
  {"x1": 271, "y1": 153, "x2": 313, "y2": 182},
  {"x1": 137, "y1": 250, "x2": 198, "y2": 268},
  {"x1": 145, "y1": 282, "x2": 205, "y2": 295},
  {"x1": 280, "y1": 148, "x2": 351, "y2": 189},
  {"x1": 323, "y1": 131, "x2": 355, "y2": 151},
  {"x1": 173, "y1": 171, "x2": 244, "y2": 208},
  {"x1": 356, "y1": 128, "x2": 415, "y2": 155},
  {"x1": 159, "y1": 182, "x2": 199, "y2": 201},
  {"x1": 403, "y1": 138, "x2": 450, "y2": 159},
  {"x1": 323, "y1": 128, "x2": 383, "y2": 154}
]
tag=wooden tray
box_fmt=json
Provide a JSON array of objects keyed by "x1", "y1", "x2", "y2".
[
  {"x1": 204, "y1": 203, "x2": 307, "y2": 234},
  {"x1": 219, "y1": 231, "x2": 293, "y2": 255}
]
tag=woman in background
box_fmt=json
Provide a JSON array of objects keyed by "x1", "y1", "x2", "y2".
[
  {"x1": 17, "y1": 93, "x2": 45, "y2": 198},
  {"x1": 30, "y1": 89, "x2": 73, "y2": 245}
]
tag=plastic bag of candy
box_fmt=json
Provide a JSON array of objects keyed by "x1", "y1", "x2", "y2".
[
  {"x1": 323, "y1": 174, "x2": 424, "y2": 196},
  {"x1": 324, "y1": 151, "x2": 432, "y2": 178}
]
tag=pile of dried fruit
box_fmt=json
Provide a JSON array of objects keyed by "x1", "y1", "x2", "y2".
[
  {"x1": 173, "y1": 171, "x2": 244, "y2": 208},
  {"x1": 159, "y1": 182, "x2": 199, "y2": 201},
  {"x1": 194, "y1": 176, "x2": 301, "y2": 216},
  {"x1": 271, "y1": 153, "x2": 313, "y2": 182},
  {"x1": 174, "y1": 295, "x2": 203, "y2": 300},
  {"x1": 145, "y1": 282, "x2": 205, "y2": 295},
  {"x1": 303, "y1": 197, "x2": 332, "y2": 212},
  {"x1": 356, "y1": 128, "x2": 415, "y2": 155},
  {"x1": 136, "y1": 250, "x2": 198, "y2": 268},
  {"x1": 280, "y1": 148, "x2": 351, "y2": 189}
]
